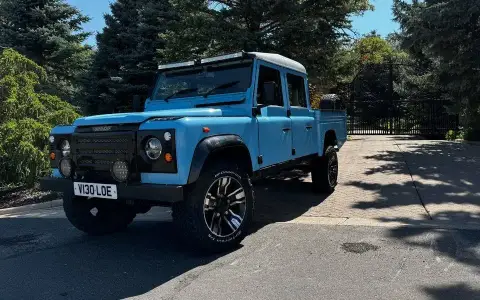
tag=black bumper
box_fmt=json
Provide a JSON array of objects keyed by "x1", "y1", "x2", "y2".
[{"x1": 39, "y1": 177, "x2": 184, "y2": 203}]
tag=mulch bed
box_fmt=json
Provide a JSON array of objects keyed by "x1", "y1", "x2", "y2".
[{"x1": 0, "y1": 185, "x2": 60, "y2": 210}]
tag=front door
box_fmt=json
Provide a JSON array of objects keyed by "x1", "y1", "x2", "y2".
[
  {"x1": 255, "y1": 64, "x2": 292, "y2": 167},
  {"x1": 286, "y1": 73, "x2": 316, "y2": 158}
]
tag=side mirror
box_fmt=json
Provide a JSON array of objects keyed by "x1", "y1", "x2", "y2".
[
  {"x1": 133, "y1": 95, "x2": 142, "y2": 112},
  {"x1": 262, "y1": 82, "x2": 276, "y2": 106}
]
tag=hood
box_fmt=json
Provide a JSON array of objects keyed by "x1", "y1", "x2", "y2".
[{"x1": 73, "y1": 108, "x2": 222, "y2": 127}]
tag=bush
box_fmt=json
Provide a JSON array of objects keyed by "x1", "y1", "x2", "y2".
[
  {"x1": 0, "y1": 49, "x2": 80, "y2": 186},
  {"x1": 445, "y1": 129, "x2": 465, "y2": 141},
  {"x1": 445, "y1": 130, "x2": 457, "y2": 141}
]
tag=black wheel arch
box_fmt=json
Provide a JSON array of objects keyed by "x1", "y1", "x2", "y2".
[
  {"x1": 187, "y1": 135, "x2": 253, "y2": 184},
  {"x1": 323, "y1": 130, "x2": 338, "y2": 153}
]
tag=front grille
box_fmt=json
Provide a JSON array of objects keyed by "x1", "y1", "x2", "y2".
[
  {"x1": 77, "y1": 149, "x2": 128, "y2": 155},
  {"x1": 72, "y1": 131, "x2": 136, "y2": 173},
  {"x1": 77, "y1": 137, "x2": 130, "y2": 144}
]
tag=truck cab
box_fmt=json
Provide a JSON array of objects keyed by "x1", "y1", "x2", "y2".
[{"x1": 41, "y1": 52, "x2": 347, "y2": 252}]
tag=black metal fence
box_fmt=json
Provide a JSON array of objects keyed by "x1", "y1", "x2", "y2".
[
  {"x1": 346, "y1": 62, "x2": 459, "y2": 136},
  {"x1": 346, "y1": 100, "x2": 459, "y2": 135}
]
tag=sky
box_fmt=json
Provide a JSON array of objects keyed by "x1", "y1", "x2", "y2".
[{"x1": 66, "y1": 0, "x2": 399, "y2": 46}]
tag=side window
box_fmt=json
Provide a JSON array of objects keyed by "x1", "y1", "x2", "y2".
[
  {"x1": 287, "y1": 74, "x2": 307, "y2": 108},
  {"x1": 257, "y1": 65, "x2": 284, "y2": 106}
]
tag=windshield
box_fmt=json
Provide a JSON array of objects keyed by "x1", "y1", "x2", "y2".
[{"x1": 153, "y1": 61, "x2": 253, "y2": 100}]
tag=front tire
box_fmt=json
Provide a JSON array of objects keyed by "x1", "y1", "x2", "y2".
[
  {"x1": 312, "y1": 145, "x2": 338, "y2": 193},
  {"x1": 63, "y1": 193, "x2": 136, "y2": 235},
  {"x1": 172, "y1": 161, "x2": 255, "y2": 253}
]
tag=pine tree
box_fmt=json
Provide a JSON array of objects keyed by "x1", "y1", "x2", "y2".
[
  {"x1": 393, "y1": 0, "x2": 480, "y2": 139},
  {"x1": 0, "y1": 0, "x2": 93, "y2": 103},
  {"x1": 159, "y1": 0, "x2": 372, "y2": 80},
  {"x1": 87, "y1": 0, "x2": 176, "y2": 114}
]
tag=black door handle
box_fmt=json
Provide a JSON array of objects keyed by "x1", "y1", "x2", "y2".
[
  {"x1": 306, "y1": 125, "x2": 313, "y2": 130},
  {"x1": 283, "y1": 128, "x2": 291, "y2": 132}
]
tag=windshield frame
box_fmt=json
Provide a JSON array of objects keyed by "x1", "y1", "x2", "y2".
[{"x1": 151, "y1": 59, "x2": 254, "y2": 101}]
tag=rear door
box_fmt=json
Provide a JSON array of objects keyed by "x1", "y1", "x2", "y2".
[
  {"x1": 286, "y1": 73, "x2": 316, "y2": 158},
  {"x1": 255, "y1": 64, "x2": 292, "y2": 167}
]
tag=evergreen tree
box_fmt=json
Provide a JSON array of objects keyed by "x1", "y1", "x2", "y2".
[
  {"x1": 87, "y1": 0, "x2": 176, "y2": 114},
  {"x1": 393, "y1": 0, "x2": 480, "y2": 139},
  {"x1": 0, "y1": 0, "x2": 93, "y2": 103},
  {"x1": 159, "y1": 0, "x2": 372, "y2": 80}
]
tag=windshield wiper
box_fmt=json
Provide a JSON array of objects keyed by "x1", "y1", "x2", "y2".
[
  {"x1": 163, "y1": 87, "x2": 198, "y2": 102},
  {"x1": 202, "y1": 81, "x2": 240, "y2": 98}
]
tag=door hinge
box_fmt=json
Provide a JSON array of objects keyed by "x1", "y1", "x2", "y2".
[
  {"x1": 258, "y1": 155, "x2": 263, "y2": 165},
  {"x1": 292, "y1": 148, "x2": 296, "y2": 155}
]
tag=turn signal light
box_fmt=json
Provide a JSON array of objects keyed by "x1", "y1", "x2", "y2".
[
  {"x1": 49, "y1": 152, "x2": 56, "y2": 160},
  {"x1": 202, "y1": 127, "x2": 210, "y2": 133},
  {"x1": 165, "y1": 153, "x2": 173, "y2": 163}
]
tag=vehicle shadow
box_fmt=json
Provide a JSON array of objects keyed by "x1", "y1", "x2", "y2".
[
  {"x1": 252, "y1": 169, "x2": 328, "y2": 229},
  {"x1": 0, "y1": 169, "x2": 327, "y2": 300}
]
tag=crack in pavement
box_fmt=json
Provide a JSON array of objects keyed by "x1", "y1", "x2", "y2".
[{"x1": 394, "y1": 143, "x2": 433, "y2": 220}]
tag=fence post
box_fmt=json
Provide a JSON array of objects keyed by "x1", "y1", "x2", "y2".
[{"x1": 388, "y1": 61, "x2": 394, "y2": 135}]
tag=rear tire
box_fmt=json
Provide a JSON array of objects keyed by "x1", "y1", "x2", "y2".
[
  {"x1": 312, "y1": 145, "x2": 338, "y2": 193},
  {"x1": 63, "y1": 193, "x2": 136, "y2": 235},
  {"x1": 172, "y1": 161, "x2": 255, "y2": 253}
]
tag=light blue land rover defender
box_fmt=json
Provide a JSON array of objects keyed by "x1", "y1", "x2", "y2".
[{"x1": 41, "y1": 52, "x2": 347, "y2": 252}]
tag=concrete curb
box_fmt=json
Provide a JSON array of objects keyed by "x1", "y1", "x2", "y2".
[
  {"x1": 0, "y1": 199, "x2": 62, "y2": 215},
  {"x1": 455, "y1": 139, "x2": 480, "y2": 146},
  {"x1": 284, "y1": 216, "x2": 480, "y2": 231}
]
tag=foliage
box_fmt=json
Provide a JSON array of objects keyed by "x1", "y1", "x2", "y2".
[
  {"x1": 0, "y1": 0, "x2": 93, "y2": 104},
  {"x1": 393, "y1": 0, "x2": 480, "y2": 139},
  {"x1": 0, "y1": 49, "x2": 80, "y2": 186},
  {"x1": 318, "y1": 33, "x2": 407, "y2": 115},
  {"x1": 331, "y1": 32, "x2": 407, "y2": 85},
  {"x1": 160, "y1": 0, "x2": 372, "y2": 80},
  {"x1": 445, "y1": 129, "x2": 464, "y2": 141},
  {"x1": 86, "y1": 0, "x2": 176, "y2": 114}
]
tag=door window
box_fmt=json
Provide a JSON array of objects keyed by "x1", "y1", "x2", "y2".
[
  {"x1": 257, "y1": 66, "x2": 284, "y2": 106},
  {"x1": 287, "y1": 74, "x2": 307, "y2": 108}
]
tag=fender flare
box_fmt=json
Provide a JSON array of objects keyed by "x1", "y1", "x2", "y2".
[{"x1": 187, "y1": 135, "x2": 250, "y2": 184}]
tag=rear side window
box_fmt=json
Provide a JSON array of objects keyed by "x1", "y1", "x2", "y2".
[
  {"x1": 257, "y1": 65, "x2": 284, "y2": 106},
  {"x1": 287, "y1": 74, "x2": 307, "y2": 108}
]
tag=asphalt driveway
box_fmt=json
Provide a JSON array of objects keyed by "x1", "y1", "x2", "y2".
[{"x1": 1, "y1": 135, "x2": 479, "y2": 299}]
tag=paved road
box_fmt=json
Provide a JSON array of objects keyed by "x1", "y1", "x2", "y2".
[
  {"x1": 1, "y1": 135, "x2": 479, "y2": 299},
  {"x1": 0, "y1": 212, "x2": 480, "y2": 300}
]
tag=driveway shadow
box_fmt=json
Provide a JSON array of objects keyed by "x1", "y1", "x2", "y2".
[
  {"x1": 344, "y1": 136, "x2": 480, "y2": 285},
  {"x1": 0, "y1": 218, "x2": 224, "y2": 299},
  {"x1": 0, "y1": 168, "x2": 326, "y2": 300},
  {"x1": 348, "y1": 140, "x2": 480, "y2": 208},
  {"x1": 422, "y1": 283, "x2": 480, "y2": 300}
]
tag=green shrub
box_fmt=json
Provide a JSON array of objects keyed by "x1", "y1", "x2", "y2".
[
  {"x1": 445, "y1": 130, "x2": 457, "y2": 141},
  {"x1": 0, "y1": 49, "x2": 80, "y2": 186}
]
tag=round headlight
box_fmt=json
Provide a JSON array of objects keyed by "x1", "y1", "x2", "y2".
[
  {"x1": 49, "y1": 136, "x2": 55, "y2": 143},
  {"x1": 112, "y1": 161, "x2": 129, "y2": 182},
  {"x1": 145, "y1": 138, "x2": 162, "y2": 160},
  {"x1": 61, "y1": 139, "x2": 70, "y2": 157},
  {"x1": 59, "y1": 159, "x2": 72, "y2": 178}
]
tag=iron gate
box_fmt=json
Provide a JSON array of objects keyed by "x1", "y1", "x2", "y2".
[
  {"x1": 346, "y1": 63, "x2": 459, "y2": 136},
  {"x1": 346, "y1": 100, "x2": 459, "y2": 135}
]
